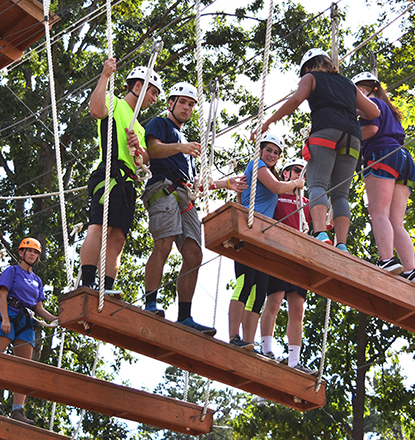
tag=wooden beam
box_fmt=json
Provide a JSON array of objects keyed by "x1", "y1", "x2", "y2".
[
  {"x1": 10, "y1": 0, "x2": 44, "y2": 23},
  {"x1": 0, "y1": 415, "x2": 70, "y2": 440},
  {"x1": 0, "y1": 354, "x2": 213, "y2": 436},
  {"x1": 203, "y1": 202, "x2": 415, "y2": 332},
  {"x1": 58, "y1": 289, "x2": 326, "y2": 411}
]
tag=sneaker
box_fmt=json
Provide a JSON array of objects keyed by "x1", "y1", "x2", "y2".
[
  {"x1": 402, "y1": 269, "x2": 415, "y2": 282},
  {"x1": 293, "y1": 363, "x2": 319, "y2": 376},
  {"x1": 178, "y1": 317, "x2": 216, "y2": 337},
  {"x1": 314, "y1": 231, "x2": 333, "y2": 245},
  {"x1": 259, "y1": 348, "x2": 276, "y2": 360},
  {"x1": 276, "y1": 356, "x2": 288, "y2": 364},
  {"x1": 144, "y1": 301, "x2": 165, "y2": 318},
  {"x1": 229, "y1": 335, "x2": 254, "y2": 350},
  {"x1": 104, "y1": 289, "x2": 124, "y2": 299},
  {"x1": 11, "y1": 408, "x2": 35, "y2": 425},
  {"x1": 377, "y1": 257, "x2": 403, "y2": 275},
  {"x1": 336, "y1": 243, "x2": 348, "y2": 252}
]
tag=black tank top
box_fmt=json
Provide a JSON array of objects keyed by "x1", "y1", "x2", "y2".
[{"x1": 308, "y1": 71, "x2": 362, "y2": 142}]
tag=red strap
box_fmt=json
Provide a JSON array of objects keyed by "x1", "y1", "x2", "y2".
[
  {"x1": 308, "y1": 137, "x2": 337, "y2": 149},
  {"x1": 367, "y1": 160, "x2": 399, "y2": 179},
  {"x1": 180, "y1": 201, "x2": 194, "y2": 214}
]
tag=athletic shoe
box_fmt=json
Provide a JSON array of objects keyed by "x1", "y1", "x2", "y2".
[
  {"x1": 402, "y1": 269, "x2": 415, "y2": 282},
  {"x1": 336, "y1": 243, "x2": 348, "y2": 252},
  {"x1": 377, "y1": 257, "x2": 403, "y2": 275},
  {"x1": 293, "y1": 363, "x2": 319, "y2": 376},
  {"x1": 314, "y1": 231, "x2": 333, "y2": 245},
  {"x1": 229, "y1": 335, "x2": 254, "y2": 350},
  {"x1": 178, "y1": 317, "x2": 217, "y2": 336},
  {"x1": 144, "y1": 301, "x2": 165, "y2": 318},
  {"x1": 11, "y1": 408, "x2": 35, "y2": 425},
  {"x1": 84, "y1": 283, "x2": 124, "y2": 299},
  {"x1": 276, "y1": 356, "x2": 288, "y2": 364},
  {"x1": 259, "y1": 348, "x2": 276, "y2": 360}
]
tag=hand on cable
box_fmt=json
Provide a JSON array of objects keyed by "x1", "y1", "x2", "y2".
[
  {"x1": 232, "y1": 175, "x2": 247, "y2": 192},
  {"x1": 125, "y1": 128, "x2": 143, "y2": 167},
  {"x1": 49, "y1": 319, "x2": 59, "y2": 328}
]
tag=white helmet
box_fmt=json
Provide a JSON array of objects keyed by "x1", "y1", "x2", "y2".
[
  {"x1": 168, "y1": 82, "x2": 198, "y2": 102},
  {"x1": 282, "y1": 158, "x2": 307, "y2": 173},
  {"x1": 260, "y1": 133, "x2": 285, "y2": 151},
  {"x1": 299, "y1": 48, "x2": 330, "y2": 77},
  {"x1": 351, "y1": 71, "x2": 380, "y2": 85},
  {"x1": 126, "y1": 67, "x2": 163, "y2": 93}
]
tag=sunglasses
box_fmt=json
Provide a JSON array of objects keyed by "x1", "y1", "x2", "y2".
[{"x1": 289, "y1": 166, "x2": 303, "y2": 173}]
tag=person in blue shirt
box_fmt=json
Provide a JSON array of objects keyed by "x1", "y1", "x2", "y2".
[
  {"x1": 0, "y1": 238, "x2": 58, "y2": 425},
  {"x1": 228, "y1": 134, "x2": 305, "y2": 349},
  {"x1": 142, "y1": 82, "x2": 242, "y2": 335},
  {"x1": 352, "y1": 72, "x2": 415, "y2": 279}
]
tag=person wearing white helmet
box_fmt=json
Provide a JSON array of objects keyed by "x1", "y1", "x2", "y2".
[
  {"x1": 141, "y1": 81, "x2": 243, "y2": 335},
  {"x1": 352, "y1": 72, "x2": 415, "y2": 279},
  {"x1": 80, "y1": 58, "x2": 160, "y2": 295},
  {"x1": 0, "y1": 238, "x2": 58, "y2": 425},
  {"x1": 242, "y1": 158, "x2": 316, "y2": 374},
  {"x1": 228, "y1": 135, "x2": 305, "y2": 350},
  {"x1": 252, "y1": 48, "x2": 380, "y2": 251}
]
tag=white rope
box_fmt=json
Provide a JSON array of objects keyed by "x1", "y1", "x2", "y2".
[
  {"x1": 183, "y1": 370, "x2": 189, "y2": 402},
  {"x1": 247, "y1": 0, "x2": 274, "y2": 228},
  {"x1": 71, "y1": 341, "x2": 101, "y2": 439},
  {"x1": 0, "y1": 186, "x2": 87, "y2": 200},
  {"x1": 49, "y1": 330, "x2": 65, "y2": 430},
  {"x1": 296, "y1": 165, "x2": 309, "y2": 234},
  {"x1": 315, "y1": 298, "x2": 331, "y2": 393},
  {"x1": 195, "y1": 0, "x2": 209, "y2": 213},
  {"x1": 98, "y1": 0, "x2": 115, "y2": 313},
  {"x1": 42, "y1": 0, "x2": 73, "y2": 291}
]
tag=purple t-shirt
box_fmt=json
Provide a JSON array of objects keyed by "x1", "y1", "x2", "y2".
[
  {"x1": 359, "y1": 97, "x2": 405, "y2": 158},
  {"x1": 0, "y1": 265, "x2": 45, "y2": 309}
]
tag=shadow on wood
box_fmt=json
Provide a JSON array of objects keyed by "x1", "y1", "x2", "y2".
[
  {"x1": 0, "y1": 353, "x2": 213, "y2": 436},
  {"x1": 203, "y1": 202, "x2": 415, "y2": 332},
  {"x1": 59, "y1": 289, "x2": 326, "y2": 411}
]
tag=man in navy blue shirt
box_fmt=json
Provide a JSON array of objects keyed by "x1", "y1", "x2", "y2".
[{"x1": 142, "y1": 82, "x2": 216, "y2": 336}]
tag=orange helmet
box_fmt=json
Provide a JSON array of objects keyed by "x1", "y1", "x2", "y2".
[{"x1": 18, "y1": 238, "x2": 42, "y2": 253}]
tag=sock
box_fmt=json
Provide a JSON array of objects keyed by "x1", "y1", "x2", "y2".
[
  {"x1": 288, "y1": 345, "x2": 301, "y2": 368},
  {"x1": 261, "y1": 335, "x2": 273, "y2": 353},
  {"x1": 404, "y1": 271, "x2": 413, "y2": 275},
  {"x1": 104, "y1": 276, "x2": 115, "y2": 290},
  {"x1": 81, "y1": 265, "x2": 97, "y2": 286},
  {"x1": 178, "y1": 302, "x2": 191, "y2": 322},
  {"x1": 145, "y1": 290, "x2": 157, "y2": 305},
  {"x1": 12, "y1": 404, "x2": 24, "y2": 411}
]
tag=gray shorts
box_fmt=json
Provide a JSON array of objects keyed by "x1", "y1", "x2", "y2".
[{"x1": 142, "y1": 179, "x2": 202, "y2": 250}]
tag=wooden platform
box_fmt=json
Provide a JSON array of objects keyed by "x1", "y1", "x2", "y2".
[
  {"x1": 0, "y1": 0, "x2": 59, "y2": 69},
  {"x1": 58, "y1": 288, "x2": 326, "y2": 411},
  {"x1": 203, "y1": 202, "x2": 415, "y2": 332},
  {"x1": 0, "y1": 353, "x2": 213, "y2": 436},
  {"x1": 0, "y1": 415, "x2": 70, "y2": 440}
]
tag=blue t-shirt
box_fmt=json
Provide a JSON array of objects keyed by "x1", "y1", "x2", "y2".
[
  {"x1": 145, "y1": 117, "x2": 196, "y2": 186},
  {"x1": 359, "y1": 97, "x2": 405, "y2": 158},
  {"x1": 240, "y1": 159, "x2": 279, "y2": 218},
  {"x1": 0, "y1": 265, "x2": 45, "y2": 310}
]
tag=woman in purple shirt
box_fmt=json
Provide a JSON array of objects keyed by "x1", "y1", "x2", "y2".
[
  {"x1": 0, "y1": 238, "x2": 58, "y2": 425},
  {"x1": 352, "y1": 72, "x2": 415, "y2": 279}
]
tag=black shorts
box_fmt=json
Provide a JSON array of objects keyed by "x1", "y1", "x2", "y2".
[
  {"x1": 267, "y1": 276, "x2": 307, "y2": 300},
  {"x1": 88, "y1": 171, "x2": 136, "y2": 237}
]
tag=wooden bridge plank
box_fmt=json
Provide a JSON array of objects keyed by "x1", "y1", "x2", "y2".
[
  {"x1": 203, "y1": 202, "x2": 415, "y2": 332},
  {"x1": 0, "y1": 415, "x2": 70, "y2": 440},
  {"x1": 58, "y1": 289, "x2": 326, "y2": 411},
  {"x1": 0, "y1": 353, "x2": 213, "y2": 436}
]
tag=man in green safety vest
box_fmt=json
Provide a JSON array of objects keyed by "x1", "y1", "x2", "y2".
[{"x1": 80, "y1": 58, "x2": 162, "y2": 295}]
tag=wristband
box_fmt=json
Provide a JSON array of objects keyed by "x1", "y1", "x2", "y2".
[{"x1": 227, "y1": 179, "x2": 230, "y2": 189}]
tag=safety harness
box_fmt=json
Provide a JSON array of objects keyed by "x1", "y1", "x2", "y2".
[
  {"x1": 366, "y1": 158, "x2": 415, "y2": 189},
  {"x1": 302, "y1": 134, "x2": 359, "y2": 161}
]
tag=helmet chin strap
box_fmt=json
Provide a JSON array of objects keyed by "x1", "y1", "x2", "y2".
[
  {"x1": 20, "y1": 249, "x2": 37, "y2": 268},
  {"x1": 366, "y1": 84, "x2": 378, "y2": 97},
  {"x1": 169, "y1": 97, "x2": 190, "y2": 125}
]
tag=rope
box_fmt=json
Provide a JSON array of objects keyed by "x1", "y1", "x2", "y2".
[
  {"x1": 315, "y1": 298, "x2": 331, "y2": 393},
  {"x1": 0, "y1": 186, "x2": 87, "y2": 200},
  {"x1": 183, "y1": 370, "x2": 189, "y2": 402},
  {"x1": 195, "y1": 0, "x2": 209, "y2": 213},
  {"x1": 98, "y1": 0, "x2": 115, "y2": 313},
  {"x1": 296, "y1": 164, "x2": 309, "y2": 234},
  {"x1": 49, "y1": 330, "x2": 65, "y2": 430},
  {"x1": 42, "y1": 0, "x2": 73, "y2": 292},
  {"x1": 247, "y1": 0, "x2": 274, "y2": 228}
]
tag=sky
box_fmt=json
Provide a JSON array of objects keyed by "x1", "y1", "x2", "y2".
[{"x1": 61, "y1": 0, "x2": 414, "y2": 436}]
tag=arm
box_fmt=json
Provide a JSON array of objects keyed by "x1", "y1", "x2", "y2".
[
  {"x1": 355, "y1": 87, "x2": 380, "y2": 120},
  {"x1": 258, "y1": 167, "x2": 304, "y2": 194},
  {"x1": 251, "y1": 74, "x2": 315, "y2": 139},
  {"x1": 146, "y1": 135, "x2": 201, "y2": 159},
  {"x1": 33, "y1": 302, "x2": 58, "y2": 322},
  {"x1": 361, "y1": 125, "x2": 378, "y2": 140},
  {"x1": 89, "y1": 58, "x2": 117, "y2": 119},
  {"x1": 0, "y1": 286, "x2": 10, "y2": 335},
  {"x1": 212, "y1": 176, "x2": 247, "y2": 192}
]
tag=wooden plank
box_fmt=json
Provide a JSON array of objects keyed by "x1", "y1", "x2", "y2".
[
  {"x1": 0, "y1": 353, "x2": 213, "y2": 436},
  {"x1": 0, "y1": 415, "x2": 70, "y2": 440},
  {"x1": 58, "y1": 289, "x2": 326, "y2": 411},
  {"x1": 203, "y1": 202, "x2": 415, "y2": 332}
]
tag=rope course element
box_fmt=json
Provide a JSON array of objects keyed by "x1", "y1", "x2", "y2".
[
  {"x1": 315, "y1": 298, "x2": 331, "y2": 393},
  {"x1": 98, "y1": 0, "x2": 116, "y2": 313},
  {"x1": 247, "y1": 0, "x2": 274, "y2": 229}
]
